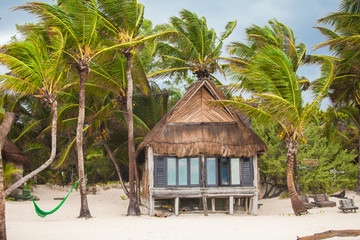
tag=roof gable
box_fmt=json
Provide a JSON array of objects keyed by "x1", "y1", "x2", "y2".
[
  {"x1": 136, "y1": 79, "x2": 268, "y2": 158},
  {"x1": 168, "y1": 81, "x2": 235, "y2": 123}
]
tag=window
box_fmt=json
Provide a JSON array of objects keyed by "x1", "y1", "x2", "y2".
[
  {"x1": 231, "y1": 158, "x2": 241, "y2": 185},
  {"x1": 206, "y1": 157, "x2": 217, "y2": 186},
  {"x1": 205, "y1": 157, "x2": 253, "y2": 187},
  {"x1": 190, "y1": 157, "x2": 200, "y2": 185},
  {"x1": 178, "y1": 158, "x2": 188, "y2": 186},
  {"x1": 155, "y1": 157, "x2": 201, "y2": 187},
  {"x1": 154, "y1": 156, "x2": 253, "y2": 188},
  {"x1": 167, "y1": 157, "x2": 176, "y2": 186},
  {"x1": 220, "y1": 158, "x2": 230, "y2": 186}
]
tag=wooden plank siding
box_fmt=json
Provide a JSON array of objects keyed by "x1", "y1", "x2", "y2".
[
  {"x1": 147, "y1": 147, "x2": 259, "y2": 216},
  {"x1": 168, "y1": 87, "x2": 235, "y2": 123}
]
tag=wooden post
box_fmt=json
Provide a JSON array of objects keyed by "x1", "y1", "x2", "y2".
[
  {"x1": 202, "y1": 196, "x2": 208, "y2": 216},
  {"x1": 201, "y1": 155, "x2": 208, "y2": 216},
  {"x1": 175, "y1": 197, "x2": 179, "y2": 216},
  {"x1": 229, "y1": 196, "x2": 234, "y2": 215},
  {"x1": 252, "y1": 192, "x2": 258, "y2": 215},
  {"x1": 252, "y1": 154, "x2": 259, "y2": 215},
  {"x1": 211, "y1": 198, "x2": 216, "y2": 213},
  {"x1": 249, "y1": 197, "x2": 253, "y2": 214},
  {"x1": 148, "y1": 146, "x2": 154, "y2": 216},
  {"x1": 149, "y1": 196, "x2": 154, "y2": 216},
  {"x1": 201, "y1": 155, "x2": 205, "y2": 187},
  {"x1": 253, "y1": 155, "x2": 258, "y2": 189}
]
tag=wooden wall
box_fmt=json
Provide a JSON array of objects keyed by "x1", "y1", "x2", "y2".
[{"x1": 146, "y1": 146, "x2": 259, "y2": 216}]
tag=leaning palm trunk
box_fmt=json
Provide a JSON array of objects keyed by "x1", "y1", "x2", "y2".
[
  {"x1": 286, "y1": 138, "x2": 307, "y2": 215},
  {"x1": 75, "y1": 61, "x2": 92, "y2": 219},
  {"x1": 124, "y1": 52, "x2": 140, "y2": 216},
  {"x1": 4, "y1": 99, "x2": 58, "y2": 196},
  {"x1": 0, "y1": 112, "x2": 15, "y2": 240},
  {"x1": 294, "y1": 155, "x2": 300, "y2": 194},
  {"x1": 102, "y1": 140, "x2": 129, "y2": 197}
]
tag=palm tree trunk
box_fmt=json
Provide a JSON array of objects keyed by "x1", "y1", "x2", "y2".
[
  {"x1": 135, "y1": 162, "x2": 141, "y2": 204},
  {"x1": 0, "y1": 112, "x2": 15, "y2": 240},
  {"x1": 102, "y1": 140, "x2": 129, "y2": 197},
  {"x1": 76, "y1": 62, "x2": 92, "y2": 219},
  {"x1": 293, "y1": 154, "x2": 300, "y2": 194},
  {"x1": 356, "y1": 104, "x2": 360, "y2": 194},
  {"x1": 125, "y1": 52, "x2": 140, "y2": 216},
  {"x1": 4, "y1": 99, "x2": 58, "y2": 196},
  {"x1": 286, "y1": 138, "x2": 307, "y2": 216}
]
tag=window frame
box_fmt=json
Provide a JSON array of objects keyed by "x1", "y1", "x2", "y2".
[
  {"x1": 154, "y1": 155, "x2": 254, "y2": 188},
  {"x1": 165, "y1": 156, "x2": 177, "y2": 186},
  {"x1": 189, "y1": 157, "x2": 201, "y2": 186},
  {"x1": 164, "y1": 156, "x2": 201, "y2": 187},
  {"x1": 205, "y1": 157, "x2": 219, "y2": 187},
  {"x1": 230, "y1": 157, "x2": 242, "y2": 186},
  {"x1": 219, "y1": 157, "x2": 230, "y2": 186}
]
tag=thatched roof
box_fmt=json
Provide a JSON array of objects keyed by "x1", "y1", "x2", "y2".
[
  {"x1": 2, "y1": 139, "x2": 31, "y2": 168},
  {"x1": 137, "y1": 79, "x2": 267, "y2": 158}
]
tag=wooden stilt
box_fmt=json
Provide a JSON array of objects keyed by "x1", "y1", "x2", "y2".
[
  {"x1": 202, "y1": 197, "x2": 208, "y2": 216},
  {"x1": 229, "y1": 196, "x2": 234, "y2": 215},
  {"x1": 175, "y1": 197, "x2": 179, "y2": 216},
  {"x1": 249, "y1": 197, "x2": 253, "y2": 214},
  {"x1": 149, "y1": 196, "x2": 154, "y2": 216},
  {"x1": 211, "y1": 198, "x2": 216, "y2": 213},
  {"x1": 252, "y1": 192, "x2": 258, "y2": 215}
]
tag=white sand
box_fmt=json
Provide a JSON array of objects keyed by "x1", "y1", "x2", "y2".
[{"x1": 5, "y1": 185, "x2": 360, "y2": 240}]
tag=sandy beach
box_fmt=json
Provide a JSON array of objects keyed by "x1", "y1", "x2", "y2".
[{"x1": 5, "y1": 185, "x2": 360, "y2": 240}]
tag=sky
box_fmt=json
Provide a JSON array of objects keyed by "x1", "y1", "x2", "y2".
[{"x1": 0, "y1": 0, "x2": 341, "y2": 107}]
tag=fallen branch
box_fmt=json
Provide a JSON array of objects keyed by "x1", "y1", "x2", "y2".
[{"x1": 297, "y1": 230, "x2": 360, "y2": 240}]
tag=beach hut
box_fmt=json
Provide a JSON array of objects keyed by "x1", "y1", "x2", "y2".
[
  {"x1": 2, "y1": 139, "x2": 30, "y2": 180},
  {"x1": 138, "y1": 79, "x2": 267, "y2": 215}
]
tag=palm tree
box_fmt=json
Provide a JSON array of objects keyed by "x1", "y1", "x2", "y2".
[
  {"x1": 228, "y1": 19, "x2": 311, "y2": 194},
  {"x1": 149, "y1": 9, "x2": 236, "y2": 83},
  {"x1": 0, "y1": 111, "x2": 15, "y2": 240},
  {"x1": 223, "y1": 22, "x2": 336, "y2": 215},
  {"x1": 0, "y1": 31, "x2": 67, "y2": 197},
  {"x1": 14, "y1": 0, "x2": 107, "y2": 218},
  {"x1": 95, "y1": 0, "x2": 176, "y2": 215},
  {"x1": 314, "y1": 0, "x2": 360, "y2": 192},
  {"x1": 90, "y1": 53, "x2": 152, "y2": 197}
]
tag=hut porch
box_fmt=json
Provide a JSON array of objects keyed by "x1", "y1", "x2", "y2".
[{"x1": 150, "y1": 187, "x2": 258, "y2": 216}]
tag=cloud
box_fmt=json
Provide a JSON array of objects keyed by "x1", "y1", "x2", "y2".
[{"x1": 0, "y1": 0, "x2": 53, "y2": 45}]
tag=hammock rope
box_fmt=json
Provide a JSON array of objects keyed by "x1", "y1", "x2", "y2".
[{"x1": 24, "y1": 181, "x2": 79, "y2": 218}]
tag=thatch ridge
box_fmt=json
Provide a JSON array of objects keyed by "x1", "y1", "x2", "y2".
[
  {"x1": 2, "y1": 139, "x2": 31, "y2": 168},
  {"x1": 137, "y1": 79, "x2": 267, "y2": 157}
]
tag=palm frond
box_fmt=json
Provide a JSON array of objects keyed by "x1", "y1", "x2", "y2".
[
  {"x1": 13, "y1": 120, "x2": 42, "y2": 143},
  {"x1": 303, "y1": 57, "x2": 336, "y2": 123}
]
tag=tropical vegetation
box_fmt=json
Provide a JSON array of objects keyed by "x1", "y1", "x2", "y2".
[{"x1": 1, "y1": 0, "x2": 360, "y2": 238}]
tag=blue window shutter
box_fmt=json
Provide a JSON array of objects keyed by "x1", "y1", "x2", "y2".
[
  {"x1": 154, "y1": 157, "x2": 165, "y2": 187},
  {"x1": 242, "y1": 157, "x2": 253, "y2": 187}
]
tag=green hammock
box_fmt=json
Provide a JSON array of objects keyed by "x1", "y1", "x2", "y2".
[{"x1": 25, "y1": 181, "x2": 79, "y2": 218}]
